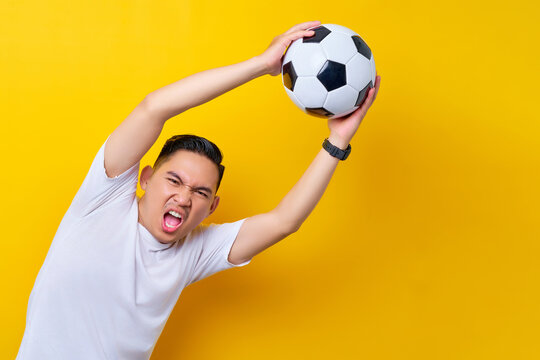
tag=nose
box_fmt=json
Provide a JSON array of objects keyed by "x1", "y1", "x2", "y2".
[{"x1": 173, "y1": 184, "x2": 192, "y2": 206}]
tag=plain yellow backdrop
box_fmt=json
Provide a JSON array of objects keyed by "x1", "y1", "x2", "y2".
[{"x1": 1, "y1": 0, "x2": 539, "y2": 359}]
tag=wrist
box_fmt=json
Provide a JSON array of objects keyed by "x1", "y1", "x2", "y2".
[
  {"x1": 327, "y1": 133, "x2": 350, "y2": 150},
  {"x1": 250, "y1": 56, "x2": 271, "y2": 77}
]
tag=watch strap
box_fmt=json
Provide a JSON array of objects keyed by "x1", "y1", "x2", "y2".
[{"x1": 322, "y1": 138, "x2": 351, "y2": 160}]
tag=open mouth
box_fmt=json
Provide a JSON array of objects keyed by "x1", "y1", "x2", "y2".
[{"x1": 162, "y1": 210, "x2": 183, "y2": 233}]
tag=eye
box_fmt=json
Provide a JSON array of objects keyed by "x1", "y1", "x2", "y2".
[
  {"x1": 196, "y1": 190, "x2": 209, "y2": 198},
  {"x1": 167, "y1": 178, "x2": 179, "y2": 185}
]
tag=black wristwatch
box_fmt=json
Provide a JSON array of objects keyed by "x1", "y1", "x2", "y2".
[{"x1": 322, "y1": 138, "x2": 351, "y2": 160}]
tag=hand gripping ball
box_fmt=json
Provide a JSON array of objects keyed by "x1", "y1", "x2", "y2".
[{"x1": 281, "y1": 24, "x2": 376, "y2": 119}]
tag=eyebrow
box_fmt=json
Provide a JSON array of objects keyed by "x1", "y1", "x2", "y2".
[{"x1": 166, "y1": 171, "x2": 213, "y2": 194}]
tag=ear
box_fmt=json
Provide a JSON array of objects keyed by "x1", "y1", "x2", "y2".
[
  {"x1": 208, "y1": 195, "x2": 220, "y2": 216},
  {"x1": 140, "y1": 165, "x2": 154, "y2": 191}
]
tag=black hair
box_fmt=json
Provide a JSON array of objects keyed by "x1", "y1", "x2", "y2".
[{"x1": 154, "y1": 134, "x2": 225, "y2": 192}]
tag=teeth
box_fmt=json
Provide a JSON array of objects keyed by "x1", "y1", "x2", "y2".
[{"x1": 168, "y1": 210, "x2": 182, "y2": 219}]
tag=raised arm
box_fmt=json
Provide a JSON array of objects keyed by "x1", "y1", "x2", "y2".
[
  {"x1": 229, "y1": 75, "x2": 381, "y2": 265},
  {"x1": 103, "y1": 22, "x2": 320, "y2": 177}
]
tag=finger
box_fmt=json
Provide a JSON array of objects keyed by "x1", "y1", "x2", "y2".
[
  {"x1": 359, "y1": 87, "x2": 376, "y2": 112},
  {"x1": 284, "y1": 29, "x2": 315, "y2": 44},
  {"x1": 351, "y1": 106, "x2": 367, "y2": 121},
  {"x1": 369, "y1": 87, "x2": 376, "y2": 104},
  {"x1": 362, "y1": 89, "x2": 375, "y2": 110},
  {"x1": 373, "y1": 75, "x2": 381, "y2": 101},
  {"x1": 301, "y1": 20, "x2": 321, "y2": 30},
  {"x1": 285, "y1": 21, "x2": 321, "y2": 34}
]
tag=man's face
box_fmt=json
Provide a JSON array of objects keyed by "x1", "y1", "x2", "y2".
[{"x1": 138, "y1": 150, "x2": 220, "y2": 244}]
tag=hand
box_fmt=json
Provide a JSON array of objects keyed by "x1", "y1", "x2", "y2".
[
  {"x1": 257, "y1": 21, "x2": 322, "y2": 76},
  {"x1": 327, "y1": 75, "x2": 381, "y2": 149}
]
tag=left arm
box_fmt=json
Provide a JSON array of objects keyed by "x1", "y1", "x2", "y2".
[{"x1": 229, "y1": 76, "x2": 381, "y2": 265}]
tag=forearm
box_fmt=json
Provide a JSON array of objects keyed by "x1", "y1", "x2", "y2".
[
  {"x1": 273, "y1": 134, "x2": 348, "y2": 232},
  {"x1": 146, "y1": 56, "x2": 268, "y2": 120}
]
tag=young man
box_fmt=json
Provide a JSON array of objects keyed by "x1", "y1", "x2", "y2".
[{"x1": 17, "y1": 21, "x2": 381, "y2": 359}]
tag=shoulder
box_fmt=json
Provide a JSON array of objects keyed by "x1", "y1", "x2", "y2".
[{"x1": 199, "y1": 219, "x2": 246, "y2": 239}]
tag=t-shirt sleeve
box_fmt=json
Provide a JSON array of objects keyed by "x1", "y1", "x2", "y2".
[
  {"x1": 67, "y1": 136, "x2": 140, "y2": 218},
  {"x1": 189, "y1": 219, "x2": 251, "y2": 284}
]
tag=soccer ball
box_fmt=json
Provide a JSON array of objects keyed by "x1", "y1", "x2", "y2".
[{"x1": 281, "y1": 24, "x2": 376, "y2": 119}]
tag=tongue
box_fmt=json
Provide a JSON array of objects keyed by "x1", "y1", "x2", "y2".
[{"x1": 164, "y1": 213, "x2": 181, "y2": 227}]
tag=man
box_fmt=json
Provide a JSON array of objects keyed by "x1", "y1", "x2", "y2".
[{"x1": 17, "y1": 21, "x2": 381, "y2": 359}]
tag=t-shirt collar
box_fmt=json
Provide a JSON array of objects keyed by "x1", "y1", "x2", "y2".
[{"x1": 138, "y1": 222, "x2": 178, "y2": 252}]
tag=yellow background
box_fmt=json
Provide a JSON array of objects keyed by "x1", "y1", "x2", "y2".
[{"x1": 1, "y1": 0, "x2": 539, "y2": 359}]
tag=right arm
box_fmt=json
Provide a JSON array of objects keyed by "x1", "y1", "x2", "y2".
[
  {"x1": 103, "y1": 21, "x2": 320, "y2": 177},
  {"x1": 104, "y1": 56, "x2": 267, "y2": 178}
]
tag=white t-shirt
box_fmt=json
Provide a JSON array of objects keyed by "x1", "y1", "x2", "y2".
[{"x1": 17, "y1": 138, "x2": 251, "y2": 360}]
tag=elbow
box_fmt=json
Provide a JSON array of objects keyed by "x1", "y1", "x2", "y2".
[
  {"x1": 140, "y1": 93, "x2": 162, "y2": 118},
  {"x1": 140, "y1": 93, "x2": 154, "y2": 111},
  {"x1": 272, "y1": 209, "x2": 303, "y2": 237},
  {"x1": 140, "y1": 93, "x2": 175, "y2": 122},
  {"x1": 289, "y1": 222, "x2": 302, "y2": 235},
  {"x1": 143, "y1": 91, "x2": 189, "y2": 120},
  {"x1": 280, "y1": 219, "x2": 302, "y2": 237}
]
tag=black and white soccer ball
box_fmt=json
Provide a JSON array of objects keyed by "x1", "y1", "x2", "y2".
[{"x1": 281, "y1": 24, "x2": 376, "y2": 119}]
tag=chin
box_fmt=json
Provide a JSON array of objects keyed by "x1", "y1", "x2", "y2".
[
  {"x1": 155, "y1": 230, "x2": 182, "y2": 245},
  {"x1": 158, "y1": 238, "x2": 177, "y2": 245}
]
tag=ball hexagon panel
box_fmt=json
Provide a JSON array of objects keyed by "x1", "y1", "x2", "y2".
[
  {"x1": 317, "y1": 60, "x2": 346, "y2": 92},
  {"x1": 285, "y1": 43, "x2": 327, "y2": 77},
  {"x1": 282, "y1": 37, "x2": 302, "y2": 62},
  {"x1": 320, "y1": 31, "x2": 358, "y2": 64},
  {"x1": 346, "y1": 53, "x2": 372, "y2": 92},
  {"x1": 293, "y1": 77, "x2": 328, "y2": 108},
  {"x1": 324, "y1": 85, "x2": 359, "y2": 116}
]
